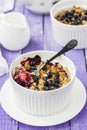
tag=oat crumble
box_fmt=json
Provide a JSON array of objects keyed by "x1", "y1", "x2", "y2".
[
  {"x1": 13, "y1": 55, "x2": 71, "y2": 91},
  {"x1": 55, "y1": 6, "x2": 87, "y2": 25}
]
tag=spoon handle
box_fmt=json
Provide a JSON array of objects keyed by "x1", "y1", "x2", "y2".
[{"x1": 44, "y1": 39, "x2": 78, "y2": 67}]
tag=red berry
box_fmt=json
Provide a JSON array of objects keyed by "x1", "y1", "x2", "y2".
[
  {"x1": 26, "y1": 57, "x2": 32, "y2": 62},
  {"x1": 20, "y1": 60, "x2": 26, "y2": 66},
  {"x1": 47, "y1": 62, "x2": 54, "y2": 66},
  {"x1": 20, "y1": 57, "x2": 33, "y2": 66},
  {"x1": 18, "y1": 70, "x2": 33, "y2": 85},
  {"x1": 34, "y1": 55, "x2": 41, "y2": 65}
]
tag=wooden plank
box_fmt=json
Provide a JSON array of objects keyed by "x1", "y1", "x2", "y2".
[
  {"x1": 22, "y1": 8, "x2": 44, "y2": 54},
  {"x1": 43, "y1": 14, "x2": 70, "y2": 129},
  {"x1": 84, "y1": 49, "x2": 87, "y2": 68},
  {"x1": 43, "y1": 15, "x2": 62, "y2": 51},
  {"x1": 19, "y1": 123, "x2": 71, "y2": 130},
  {"x1": 0, "y1": 106, "x2": 18, "y2": 130},
  {"x1": 0, "y1": 1, "x2": 24, "y2": 130},
  {"x1": 65, "y1": 49, "x2": 87, "y2": 87},
  {"x1": 65, "y1": 49, "x2": 87, "y2": 130}
]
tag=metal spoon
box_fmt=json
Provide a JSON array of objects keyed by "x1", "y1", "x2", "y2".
[
  {"x1": 0, "y1": 45, "x2": 8, "y2": 76},
  {"x1": 35, "y1": 39, "x2": 78, "y2": 76}
]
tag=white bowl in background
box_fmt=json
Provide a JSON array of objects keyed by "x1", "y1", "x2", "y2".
[
  {"x1": 10, "y1": 50, "x2": 76, "y2": 116},
  {"x1": 50, "y1": 0, "x2": 87, "y2": 49},
  {"x1": 19, "y1": 0, "x2": 60, "y2": 14}
]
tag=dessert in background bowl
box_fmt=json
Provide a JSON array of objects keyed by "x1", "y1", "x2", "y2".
[
  {"x1": 10, "y1": 51, "x2": 76, "y2": 116},
  {"x1": 55, "y1": 6, "x2": 87, "y2": 25},
  {"x1": 50, "y1": 0, "x2": 87, "y2": 49}
]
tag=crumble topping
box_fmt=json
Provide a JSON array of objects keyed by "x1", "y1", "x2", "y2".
[
  {"x1": 13, "y1": 55, "x2": 71, "y2": 91},
  {"x1": 55, "y1": 6, "x2": 87, "y2": 25}
]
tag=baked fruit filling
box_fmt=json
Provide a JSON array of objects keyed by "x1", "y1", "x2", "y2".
[{"x1": 13, "y1": 55, "x2": 71, "y2": 91}]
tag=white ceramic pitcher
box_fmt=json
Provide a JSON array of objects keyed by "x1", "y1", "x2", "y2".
[
  {"x1": 0, "y1": 12, "x2": 30, "y2": 51},
  {"x1": 20, "y1": 0, "x2": 60, "y2": 14}
]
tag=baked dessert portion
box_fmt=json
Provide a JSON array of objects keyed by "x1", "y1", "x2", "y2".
[
  {"x1": 13, "y1": 55, "x2": 71, "y2": 91},
  {"x1": 55, "y1": 6, "x2": 87, "y2": 25}
]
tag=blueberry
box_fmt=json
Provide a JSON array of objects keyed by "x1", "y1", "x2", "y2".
[
  {"x1": 67, "y1": 14, "x2": 72, "y2": 19},
  {"x1": 48, "y1": 80, "x2": 53, "y2": 86},
  {"x1": 85, "y1": 10, "x2": 87, "y2": 15},
  {"x1": 30, "y1": 61, "x2": 36, "y2": 66},
  {"x1": 52, "y1": 80, "x2": 55, "y2": 86},
  {"x1": 77, "y1": 19, "x2": 82, "y2": 24},
  {"x1": 83, "y1": 16, "x2": 87, "y2": 21},
  {"x1": 65, "y1": 18, "x2": 71, "y2": 23},
  {"x1": 30, "y1": 66, "x2": 36, "y2": 70},
  {"x1": 77, "y1": 13, "x2": 82, "y2": 17},
  {"x1": 44, "y1": 86, "x2": 49, "y2": 91},
  {"x1": 43, "y1": 77, "x2": 47, "y2": 81},
  {"x1": 85, "y1": 16, "x2": 87, "y2": 21},
  {"x1": 32, "y1": 75, "x2": 38, "y2": 82},
  {"x1": 48, "y1": 86, "x2": 52, "y2": 90},
  {"x1": 44, "y1": 81, "x2": 48, "y2": 86},
  {"x1": 60, "y1": 15, "x2": 65, "y2": 20},
  {"x1": 79, "y1": 17, "x2": 83, "y2": 22},
  {"x1": 55, "y1": 62, "x2": 59, "y2": 66},
  {"x1": 54, "y1": 78, "x2": 59, "y2": 83},
  {"x1": 28, "y1": 69, "x2": 33, "y2": 73},
  {"x1": 71, "y1": 20, "x2": 78, "y2": 25},
  {"x1": 55, "y1": 73, "x2": 59, "y2": 77},
  {"x1": 47, "y1": 72, "x2": 52, "y2": 78},
  {"x1": 54, "y1": 76, "x2": 60, "y2": 83},
  {"x1": 54, "y1": 83, "x2": 59, "y2": 89},
  {"x1": 74, "y1": 15, "x2": 78, "y2": 20},
  {"x1": 44, "y1": 87, "x2": 49, "y2": 91},
  {"x1": 65, "y1": 11, "x2": 70, "y2": 16},
  {"x1": 70, "y1": 10, "x2": 75, "y2": 15}
]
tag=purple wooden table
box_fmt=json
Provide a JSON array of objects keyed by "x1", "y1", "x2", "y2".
[{"x1": 0, "y1": 1, "x2": 87, "y2": 130}]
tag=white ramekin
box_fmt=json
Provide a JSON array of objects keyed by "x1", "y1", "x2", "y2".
[
  {"x1": 10, "y1": 51, "x2": 76, "y2": 116},
  {"x1": 50, "y1": 0, "x2": 87, "y2": 49}
]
